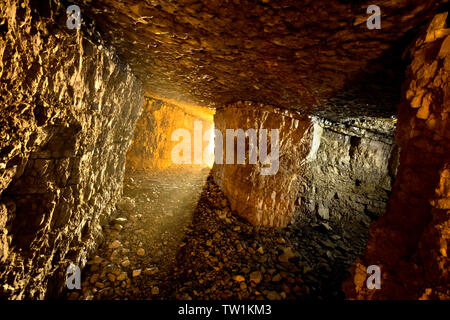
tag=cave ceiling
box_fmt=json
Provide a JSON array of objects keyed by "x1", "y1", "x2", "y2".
[{"x1": 69, "y1": 0, "x2": 448, "y2": 118}]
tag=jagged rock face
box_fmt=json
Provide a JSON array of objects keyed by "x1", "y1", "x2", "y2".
[
  {"x1": 126, "y1": 98, "x2": 214, "y2": 171},
  {"x1": 69, "y1": 0, "x2": 446, "y2": 118},
  {"x1": 297, "y1": 117, "x2": 398, "y2": 229},
  {"x1": 211, "y1": 103, "x2": 398, "y2": 228},
  {"x1": 211, "y1": 101, "x2": 312, "y2": 227},
  {"x1": 343, "y1": 13, "x2": 450, "y2": 299},
  {"x1": 0, "y1": 0, "x2": 143, "y2": 299}
]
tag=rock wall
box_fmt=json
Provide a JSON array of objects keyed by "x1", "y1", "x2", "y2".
[
  {"x1": 211, "y1": 101, "x2": 313, "y2": 227},
  {"x1": 343, "y1": 13, "x2": 450, "y2": 299},
  {"x1": 0, "y1": 0, "x2": 143, "y2": 299},
  {"x1": 125, "y1": 98, "x2": 214, "y2": 171},
  {"x1": 296, "y1": 117, "x2": 398, "y2": 231},
  {"x1": 211, "y1": 102, "x2": 397, "y2": 229}
]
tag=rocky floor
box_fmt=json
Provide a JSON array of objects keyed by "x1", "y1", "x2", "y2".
[{"x1": 65, "y1": 168, "x2": 370, "y2": 300}]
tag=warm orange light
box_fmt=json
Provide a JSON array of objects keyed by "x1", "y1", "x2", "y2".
[{"x1": 205, "y1": 125, "x2": 215, "y2": 168}]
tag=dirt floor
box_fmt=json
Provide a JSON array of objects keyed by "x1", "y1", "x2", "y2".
[{"x1": 66, "y1": 167, "x2": 368, "y2": 300}]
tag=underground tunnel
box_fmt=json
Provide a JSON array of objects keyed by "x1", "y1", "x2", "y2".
[{"x1": 0, "y1": 0, "x2": 449, "y2": 302}]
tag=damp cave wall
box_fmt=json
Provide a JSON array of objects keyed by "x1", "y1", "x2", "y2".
[{"x1": 0, "y1": 0, "x2": 144, "y2": 299}]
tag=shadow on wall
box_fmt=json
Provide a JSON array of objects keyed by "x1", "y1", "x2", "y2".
[{"x1": 0, "y1": 0, "x2": 144, "y2": 299}]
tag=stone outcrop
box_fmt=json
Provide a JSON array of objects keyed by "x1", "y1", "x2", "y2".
[
  {"x1": 211, "y1": 101, "x2": 397, "y2": 228},
  {"x1": 0, "y1": 0, "x2": 143, "y2": 299},
  {"x1": 211, "y1": 101, "x2": 312, "y2": 227},
  {"x1": 343, "y1": 13, "x2": 450, "y2": 300},
  {"x1": 297, "y1": 117, "x2": 398, "y2": 230},
  {"x1": 126, "y1": 98, "x2": 214, "y2": 171},
  {"x1": 68, "y1": 0, "x2": 447, "y2": 117}
]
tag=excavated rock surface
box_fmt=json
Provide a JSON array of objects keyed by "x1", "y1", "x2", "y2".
[
  {"x1": 211, "y1": 101, "x2": 397, "y2": 228},
  {"x1": 343, "y1": 13, "x2": 450, "y2": 299},
  {"x1": 126, "y1": 98, "x2": 214, "y2": 171},
  {"x1": 297, "y1": 116, "x2": 398, "y2": 229},
  {"x1": 0, "y1": 0, "x2": 143, "y2": 299},
  {"x1": 68, "y1": 0, "x2": 447, "y2": 117},
  {"x1": 66, "y1": 168, "x2": 209, "y2": 300},
  {"x1": 212, "y1": 101, "x2": 313, "y2": 227},
  {"x1": 2, "y1": 0, "x2": 449, "y2": 301}
]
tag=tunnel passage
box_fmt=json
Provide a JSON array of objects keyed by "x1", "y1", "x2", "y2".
[
  {"x1": 1, "y1": 0, "x2": 449, "y2": 300},
  {"x1": 70, "y1": 97, "x2": 399, "y2": 300},
  {"x1": 126, "y1": 98, "x2": 215, "y2": 171}
]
